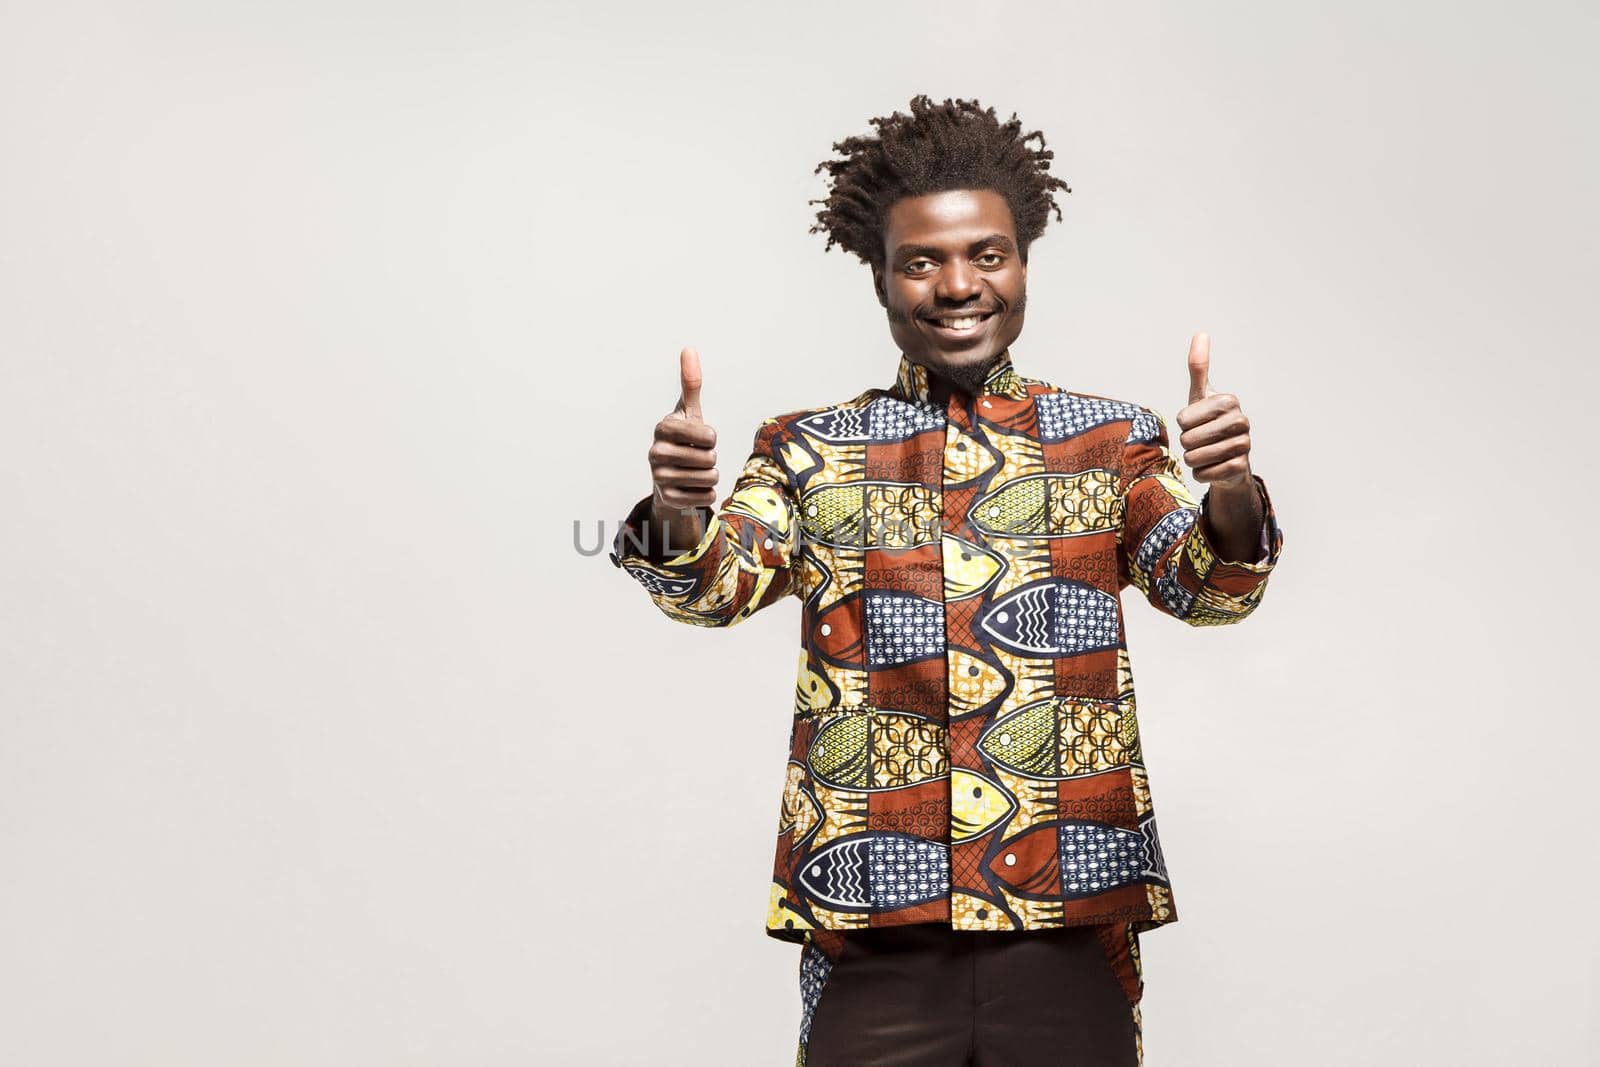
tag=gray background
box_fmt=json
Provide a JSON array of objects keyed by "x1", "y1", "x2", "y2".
[{"x1": 2, "y1": 1, "x2": 1595, "y2": 1063}]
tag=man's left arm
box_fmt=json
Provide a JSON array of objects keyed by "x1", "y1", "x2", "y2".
[
  {"x1": 1178, "y1": 331, "x2": 1276, "y2": 565},
  {"x1": 1116, "y1": 332, "x2": 1285, "y2": 626}
]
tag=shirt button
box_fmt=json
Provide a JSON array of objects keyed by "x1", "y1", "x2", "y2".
[
  {"x1": 820, "y1": 623, "x2": 832, "y2": 636},
  {"x1": 1003, "y1": 853, "x2": 1016, "y2": 866},
  {"x1": 955, "y1": 441, "x2": 967, "y2": 451},
  {"x1": 763, "y1": 537, "x2": 774, "y2": 550},
  {"x1": 981, "y1": 399, "x2": 993, "y2": 408}
]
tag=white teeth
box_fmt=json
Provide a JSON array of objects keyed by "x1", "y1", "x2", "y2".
[{"x1": 936, "y1": 315, "x2": 984, "y2": 330}]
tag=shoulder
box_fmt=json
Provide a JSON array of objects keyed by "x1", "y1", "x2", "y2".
[
  {"x1": 1021, "y1": 381, "x2": 1163, "y2": 444},
  {"x1": 758, "y1": 387, "x2": 941, "y2": 448},
  {"x1": 760, "y1": 387, "x2": 880, "y2": 433}
]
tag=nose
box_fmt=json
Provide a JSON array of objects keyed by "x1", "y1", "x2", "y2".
[{"x1": 937, "y1": 258, "x2": 982, "y2": 303}]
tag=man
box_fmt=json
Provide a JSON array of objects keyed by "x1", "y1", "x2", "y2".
[{"x1": 608, "y1": 95, "x2": 1284, "y2": 1066}]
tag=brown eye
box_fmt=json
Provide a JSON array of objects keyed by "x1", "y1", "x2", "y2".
[{"x1": 977, "y1": 253, "x2": 1003, "y2": 267}]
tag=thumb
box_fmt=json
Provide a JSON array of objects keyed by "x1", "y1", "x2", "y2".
[
  {"x1": 678, "y1": 345, "x2": 703, "y2": 421},
  {"x1": 1187, "y1": 331, "x2": 1212, "y2": 404}
]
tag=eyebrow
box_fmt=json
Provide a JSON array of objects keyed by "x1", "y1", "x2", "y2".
[{"x1": 892, "y1": 233, "x2": 1016, "y2": 261}]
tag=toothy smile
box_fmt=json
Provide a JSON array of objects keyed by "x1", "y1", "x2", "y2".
[{"x1": 926, "y1": 311, "x2": 995, "y2": 333}]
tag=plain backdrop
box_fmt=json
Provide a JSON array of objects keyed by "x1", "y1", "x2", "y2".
[{"x1": 2, "y1": 1, "x2": 1596, "y2": 1064}]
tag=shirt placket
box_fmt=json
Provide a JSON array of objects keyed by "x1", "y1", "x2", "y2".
[{"x1": 939, "y1": 387, "x2": 991, "y2": 928}]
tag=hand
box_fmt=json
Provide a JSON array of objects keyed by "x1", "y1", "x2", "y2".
[
  {"x1": 1175, "y1": 332, "x2": 1252, "y2": 492},
  {"x1": 648, "y1": 347, "x2": 720, "y2": 533}
]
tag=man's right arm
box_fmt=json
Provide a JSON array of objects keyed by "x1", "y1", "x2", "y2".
[
  {"x1": 609, "y1": 418, "x2": 799, "y2": 627},
  {"x1": 608, "y1": 347, "x2": 800, "y2": 628}
]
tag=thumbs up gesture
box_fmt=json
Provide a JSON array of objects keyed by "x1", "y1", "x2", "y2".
[
  {"x1": 648, "y1": 346, "x2": 721, "y2": 532},
  {"x1": 1174, "y1": 331, "x2": 1253, "y2": 492}
]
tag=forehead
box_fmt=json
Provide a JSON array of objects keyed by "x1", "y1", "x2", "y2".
[{"x1": 884, "y1": 188, "x2": 1015, "y2": 248}]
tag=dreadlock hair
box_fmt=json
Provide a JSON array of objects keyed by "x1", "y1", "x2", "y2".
[{"x1": 808, "y1": 95, "x2": 1072, "y2": 272}]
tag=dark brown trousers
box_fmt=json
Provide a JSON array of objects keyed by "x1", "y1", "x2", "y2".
[{"x1": 796, "y1": 923, "x2": 1142, "y2": 1066}]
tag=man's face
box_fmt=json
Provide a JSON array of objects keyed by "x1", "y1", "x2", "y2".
[{"x1": 872, "y1": 188, "x2": 1027, "y2": 387}]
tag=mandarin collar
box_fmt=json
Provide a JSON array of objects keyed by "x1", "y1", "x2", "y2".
[{"x1": 888, "y1": 347, "x2": 1028, "y2": 406}]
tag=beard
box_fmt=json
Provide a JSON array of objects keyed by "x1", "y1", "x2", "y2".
[{"x1": 939, "y1": 359, "x2": 997, "y2": 398}]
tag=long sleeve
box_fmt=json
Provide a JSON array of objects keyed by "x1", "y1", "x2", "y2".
[
  {"x1": 1115, "y1": 405, "x2": 1284, "y2": 626},
  {"x1": 608, "y1": 418, "x2": 800, "y2": 628}
]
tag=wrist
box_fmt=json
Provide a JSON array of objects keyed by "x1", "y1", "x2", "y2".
[
  {"x1": 1206, "y1": 473, "x2": 1258, "y2": 501},
  {"x1": 649, "y1": 497, "x2": 710, "y2": 550},
  {"x1": 651, "y1": 498, "x2": 707, "y2": 527}
]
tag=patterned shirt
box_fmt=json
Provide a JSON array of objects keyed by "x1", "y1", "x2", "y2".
[{"x1": 609, "y1": 347, "x2": 1284, "y2": 950}]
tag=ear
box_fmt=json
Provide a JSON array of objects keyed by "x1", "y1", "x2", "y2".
[{"x1": 871, "y1": 264, "x2": 888, "y2": 308}]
